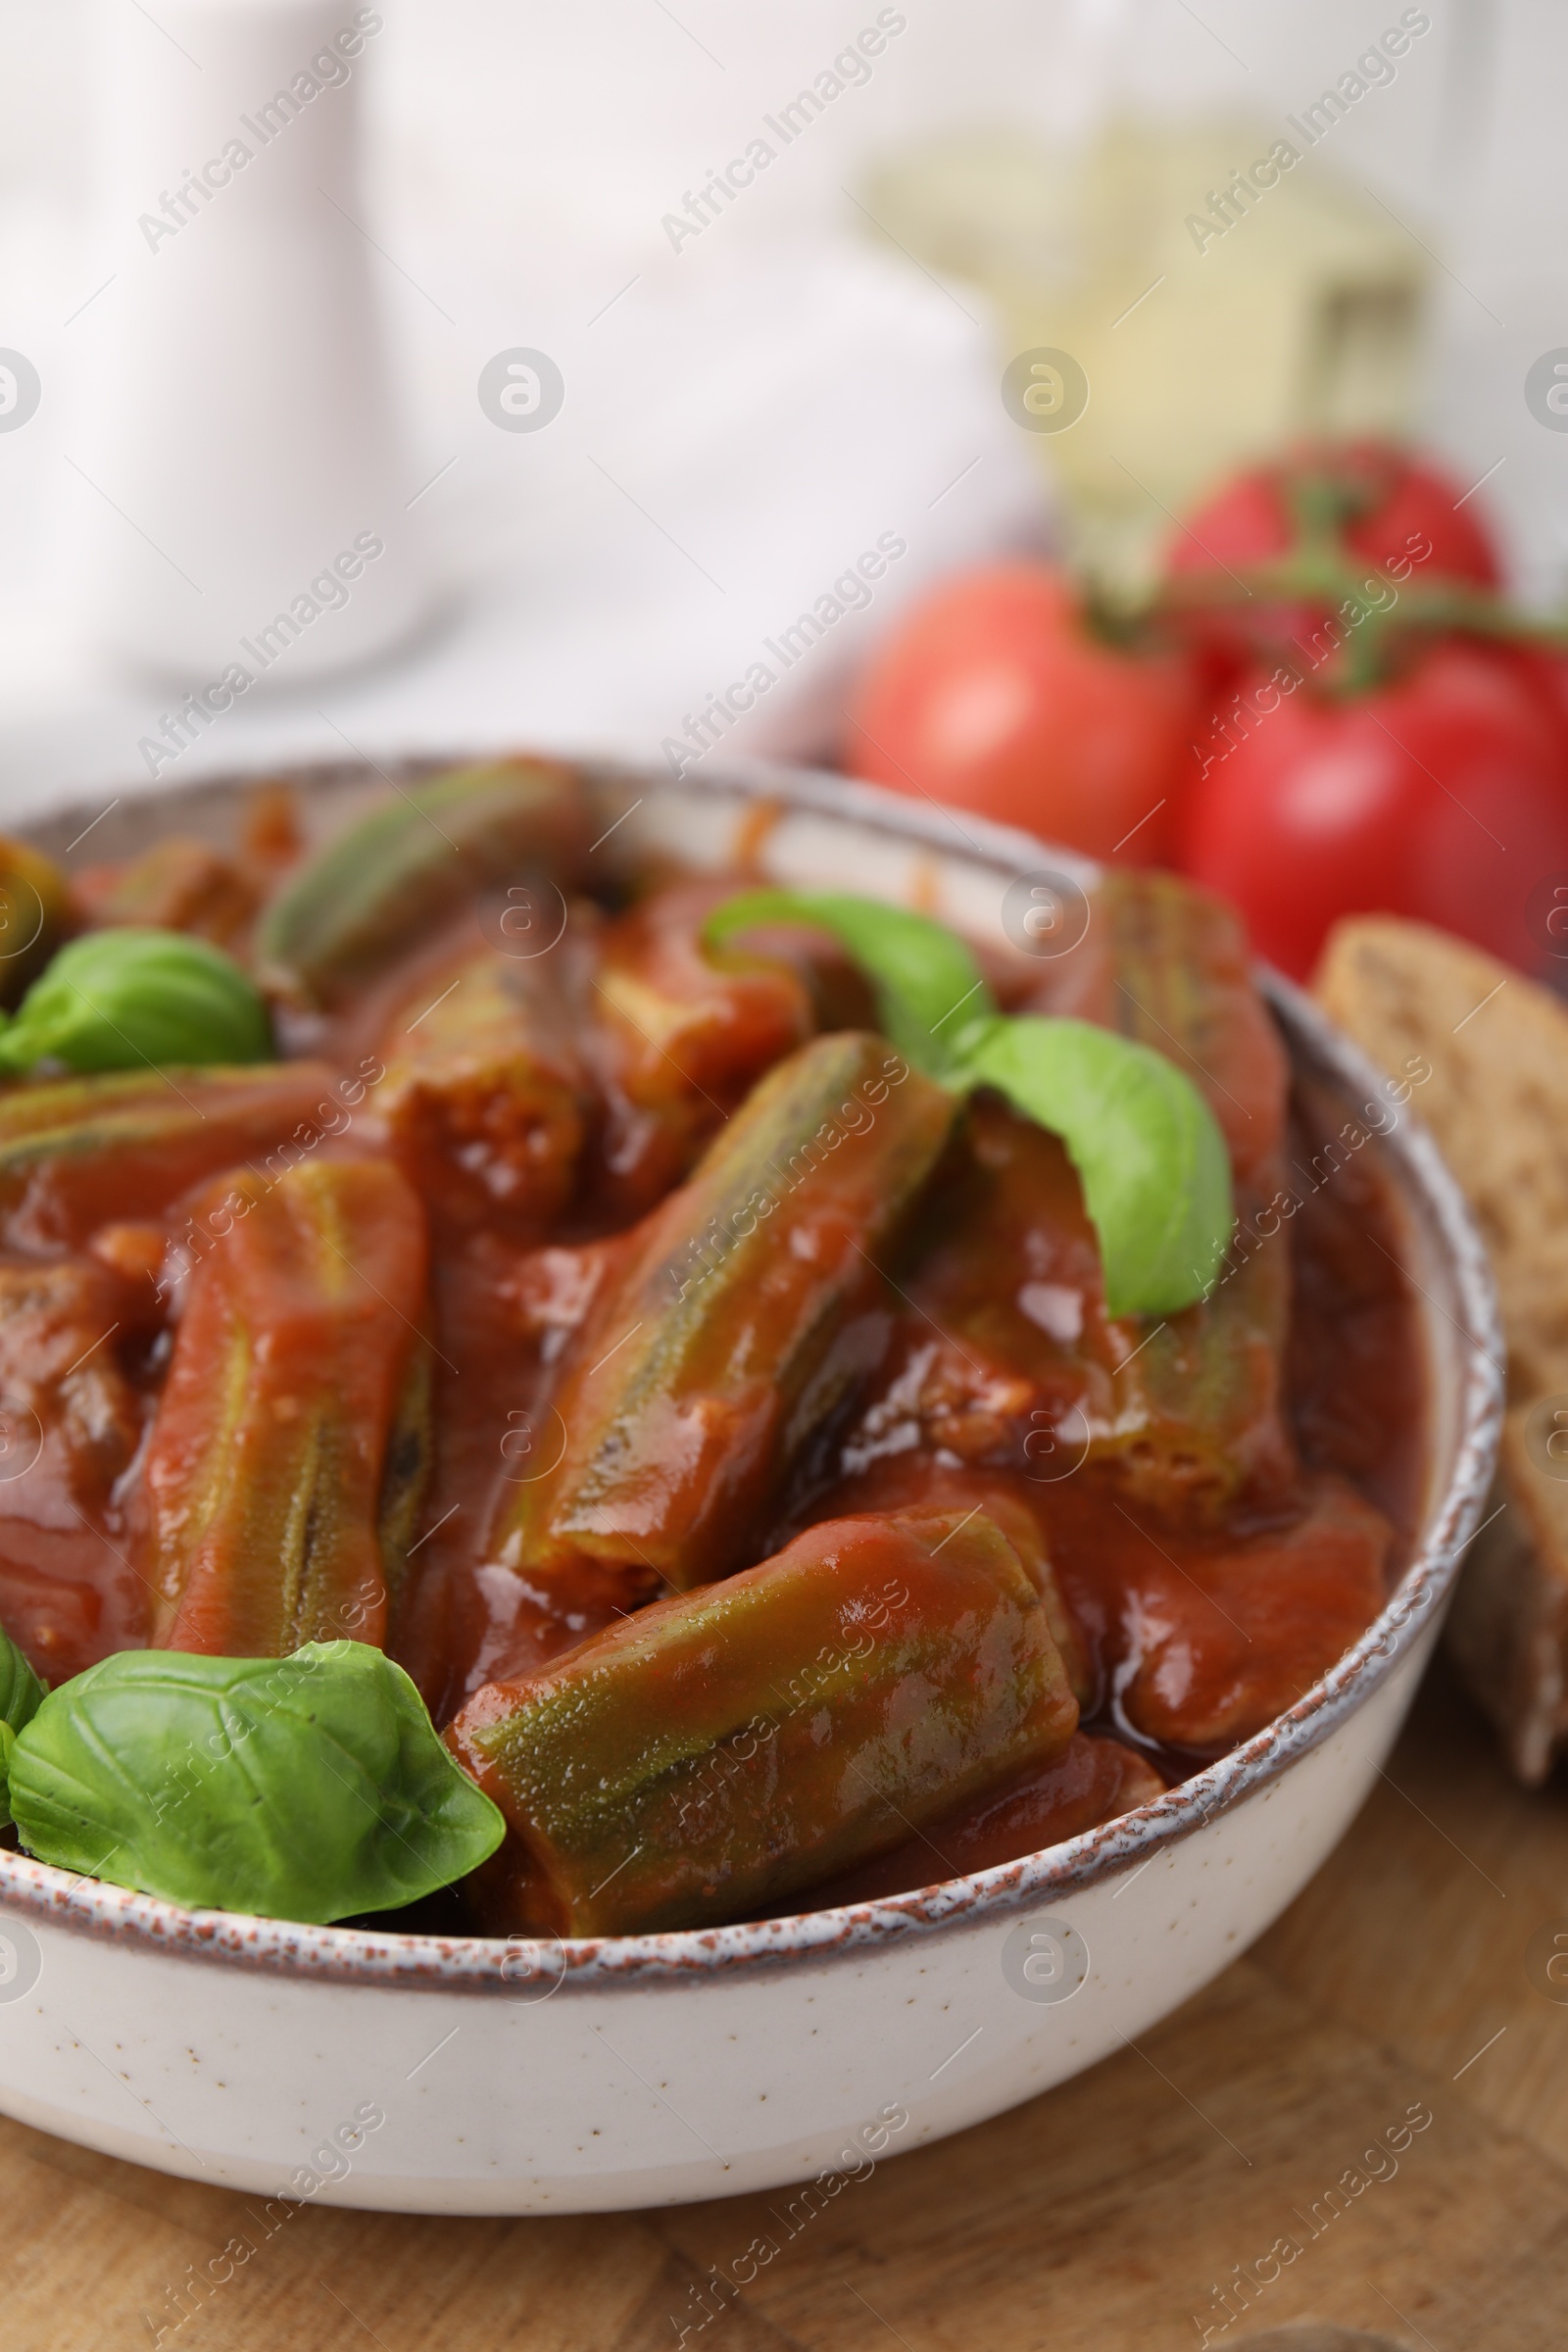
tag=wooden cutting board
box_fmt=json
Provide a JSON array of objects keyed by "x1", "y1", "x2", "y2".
[{"x1": 6, "y1": 1651, "x2": 1567, "y2": 2352}]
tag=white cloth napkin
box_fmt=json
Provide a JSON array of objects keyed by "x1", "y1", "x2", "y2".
[{"x1": 0, "y1": 230, "x2": 1054, "y2": 824}]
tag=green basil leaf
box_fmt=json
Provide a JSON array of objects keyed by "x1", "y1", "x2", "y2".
[
  {"x1": 0, "y1": 1623, "x2": 46, "y2": 1829},
  {"x1": 705, "y1": 890, "x2": 997, "y2": 1079},
  {"x1": 8, "y1": 1641, "x2": 504, "y2": 1922},
  {"x1": 960, "y1": 1014, "x2": 1234, "y2": 1318},
  {"x1": 706, "y1": 889, "x2": 1235, "y2": 1317},
  {"x1": 0, "y1": 929, "x2": 272, "y2": 1076}
]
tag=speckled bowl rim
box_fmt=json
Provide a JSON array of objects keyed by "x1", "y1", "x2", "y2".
[{"x1": 0, "y1": 753, "x2": 1506, "y2": 1991}]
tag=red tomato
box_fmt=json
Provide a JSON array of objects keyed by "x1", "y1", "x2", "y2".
[
  {"x1": 843, "y1": 564, "x2": 1197, "y2": 863},
  {"x1": 1180, "y1": 642, "x2": 1568, "y2": 982},
  {"x1": 1166, "y1": 441, "x2": 1502, "y2": 690},
  {"x1": 1505, "y1": 642, "x2": 1568, "y2": 760},
  {"x1": 1170, "y1": 439, "x2": 1501, "y2": 590}
]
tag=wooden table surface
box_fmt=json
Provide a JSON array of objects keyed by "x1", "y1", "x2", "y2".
[{"x1": 7, "y1": 1651, "x2": 1567, "y2": 2352}]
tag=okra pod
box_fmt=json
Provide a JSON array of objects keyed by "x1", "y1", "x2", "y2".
[
  {"x1": 874, "y1": 904, "x2": 1298, "y2": 1520},
  {"x1": 377, "y1": 1344, "x2": 434, "y2": 1614},
  {"x1": 373, "y1": 948, "x2": 589, "y2": 1234},
  {"x1": 0, "y1": 1062, "x2": 354, "y2": 1251},
  {"x1": 0, "y1": 1255, "x2": 154, "y2": 1681},
  {"x1": 791, "y1": 1732, "x2": 1165, "y2": 1908},
  {"x1": 139, "y1": 1156, "x2": 429, "y2": 1656},
  {"x1": 77, "y1": 836, "x2": 257, "y2": 947},
  {"x1": 0, "y1": 1256, "x2": 148, "y2": 1507},
  {"x1": 256, "y1": 757, "x2": 589, "y2": 1008},
  {"x1": 588, "y1": 881, "x2": 813, "y2": 1214},
  {"x1": 450, "y1": 1504, "x2": 1079, "y2": 1936},
  {"x1": 1063, "y1": 877, "x2": 1297, "y2": 1508},
  {"x1": 850, "y1": 1096, "x2": 1295, "y2": 1521},
  {"x1": 1108, "y1": 1206, "x2": 1294, "y2": 1515},
  {"x1": 1039, "y1": 869, "x2": 1289, "y2": 1188},
  {"x1": 801, "y1": 1460, "x2": 1091, "y2": 1704},
  {"x1": 491, "y1": 1031, "x2": 956, "y2": 1590}
]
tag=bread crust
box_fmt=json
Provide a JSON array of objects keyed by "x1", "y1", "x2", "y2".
[
  {"x1": 1447, "y1": 1412, "x2": 1568, "y2": 1785},
  {"x1": 1316, "y1": 916, "x2": 1568, "y2": 1782}
]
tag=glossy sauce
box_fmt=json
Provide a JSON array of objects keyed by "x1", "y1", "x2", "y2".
[{"x1": 0, "y1": 869, "x2": 1423, "y2": 1805}]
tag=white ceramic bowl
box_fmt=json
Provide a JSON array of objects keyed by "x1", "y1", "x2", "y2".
[{"x1": 0, "y1": 757, "x2": 1502, "y2": 2215}]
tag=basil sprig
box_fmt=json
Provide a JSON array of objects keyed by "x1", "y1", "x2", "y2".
[
  {"x1": 0, "y1": 929, "x2": 272, "y2": 1076},
  {"x1": 706, "y1": 890, "x2": 1234, "y2": 1318},
  {"x1": 706, "y1": 888, "x2": 992, "y2": 1079},
  {"x1": 0, "y1": 1623, "x2": 46, "y2": 1829},
  {"x1": 8, "y1": 1641, "x2": 504, "y2": 1923}
]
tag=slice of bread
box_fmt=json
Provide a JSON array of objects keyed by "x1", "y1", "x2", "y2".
[
  {"x1": 1447, "y1": 1406, "x2": 1568, "y2": 1785},
  {"x1": 1315, "y1": 915, "x2": 1568, "y2": 1783}
]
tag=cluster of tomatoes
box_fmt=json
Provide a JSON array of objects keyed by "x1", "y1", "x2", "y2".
[{"x1": 844, "y1": 442, "x2": 1568, "y2": 980}]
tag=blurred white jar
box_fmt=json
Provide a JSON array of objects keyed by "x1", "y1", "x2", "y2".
[{"x1": 74, "y1": 0, "x2": 428, "y2": 684}]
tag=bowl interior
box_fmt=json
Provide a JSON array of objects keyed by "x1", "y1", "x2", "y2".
[{"x1": 0, "y1": 752, "x2": 1505, "y2": 1985}]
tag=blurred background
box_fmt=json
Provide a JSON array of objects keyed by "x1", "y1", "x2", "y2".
[{"x1": 0, "y1": 0, "x2": 1563, "y2": 828}]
